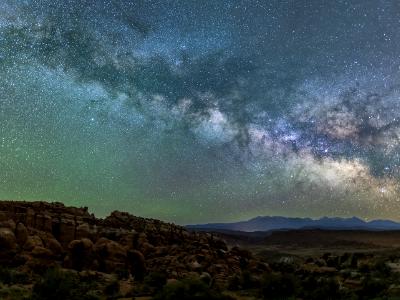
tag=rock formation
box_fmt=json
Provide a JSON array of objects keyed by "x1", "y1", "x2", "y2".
[{"x1": 0, "y1": 201, "x2": 267, "y2": 287}]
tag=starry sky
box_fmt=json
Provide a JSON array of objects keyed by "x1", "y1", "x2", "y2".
[{"x1": 1, "y1": 0, "x2": 400, "y2": 224}]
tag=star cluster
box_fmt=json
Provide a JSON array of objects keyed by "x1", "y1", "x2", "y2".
[{"x1": 1, "y1": 0, "x2": 400, "y2": 223}]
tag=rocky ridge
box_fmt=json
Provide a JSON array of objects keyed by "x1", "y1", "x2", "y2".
[{"x1": 0, "y1": 201, "x2": 268, "y2": 288}]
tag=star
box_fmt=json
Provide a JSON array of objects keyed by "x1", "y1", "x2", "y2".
[{"x1": 0, "y1": 0, "x2": 399, "y2": 223}]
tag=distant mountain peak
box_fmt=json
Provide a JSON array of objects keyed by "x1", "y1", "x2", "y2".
[{"x1": 187, "y1": 216, "x2": 400, "y2": 232}]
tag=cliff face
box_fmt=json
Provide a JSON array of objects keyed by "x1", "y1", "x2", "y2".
[{"x1": 0, "y1": 201, "x2": 268, "y2": 287}]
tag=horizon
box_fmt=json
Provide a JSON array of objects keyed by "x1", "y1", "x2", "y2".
[
  {"x1": 2, "y1": 1, "x2": 400, "y2": 223},
  {"x1": 3, "y1": 198, "x2": 400, "y2": 226},
  {"x1": 186, "y1": 214, "x2": 400, "y2": 226}
]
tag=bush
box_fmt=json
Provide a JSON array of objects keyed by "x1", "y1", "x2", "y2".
[
  {"x1": 359, "y1": 263, "x2": 370, "y2": 273},
  {"x1": 302, "y1": 278, "x2": 342, "y2": 300},
  {"x1": 241, "y1": 270, "x2": 260, "y2": 289},
  {"x1": 144, "y1": 271, "x2": 168, "y2": 289},
  {"x1": 31, "y1": 268, "x2": 78, "y2": 300},
  {"x1": 104, "y1": 280, "x2": 120, "y2": 297},
  {"x1": 261, "y1": 272, "x2": 299, "y2": 300},
  {"x1": 269, "y1": 261, "x2": 296, "y2": 273},
  {"x1": 116, "y1": 268, "x2": 130, "y2": 280},
  {"x1": 358, "y1": 277, "x2": 388, "y2": 300},
  {"x1": 0, "y1": 267, "x2": 30, "y2": 285},
  {"x1": 153, "y1": 278, "x2": 234, "y2": 300},
  {"x1": 227, "y1": 275, "x2": 241, "y2": 291},
  {"x1": 12, "y1": 271, "x2": 30, "y2": 285},
  {"x1": 0, "y1": 285, "x2": 31, "y2": 300},
  {"x1": 372, "y1": 260, "x2": 391, "y2": 277},
  {"x1": 31, "y1": 268, "x2": 100, "y2": 300},
  {"x1": 0, "y1": 268, "x2": 13, "y2": 285},
  {"x1": 349, "y1": 254, "x2": 359, "y2": 268}
]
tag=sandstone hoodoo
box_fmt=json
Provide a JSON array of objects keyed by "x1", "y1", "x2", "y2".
[{"x1": 0, "y1": 201, "x2": 266, "y2": 288}]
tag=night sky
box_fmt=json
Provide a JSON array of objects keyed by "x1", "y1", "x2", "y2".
[{"x1": 1, "y1": 0, "x2": 400, "y2": 224}]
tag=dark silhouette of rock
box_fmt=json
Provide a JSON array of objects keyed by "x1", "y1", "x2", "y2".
[
  {"x1": 23, "y1": 235, "x2": 44, "y2": 251},
  {"x1": 0, "y1": 200, "x2": 264, "y2": 287},
  {"x1": 76, "y1": 223, "x2": 92, "y2": 240},
  {"x1": 44, "y1": 237, "x2": 63, "y2": 256},
  {"x1": 127, "y1": 249, "x2": 146, "y2": 280},
  {"x1": 15, "y1": 222, "x2": 28, "y2": 245},
  {"x1": 65, "y1": 238, "x2": 95, "y2": 270},
  {"x1": 0, "y1": 227, "x2": 17, "y2": 250}
]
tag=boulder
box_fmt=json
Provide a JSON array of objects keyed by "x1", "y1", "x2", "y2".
[
  {"x1": 95, "y1": 238, "x2": 126, "y2": 261},
  {"x1": 36, "y1": 213, "x2": 52, "y2": 232},
  {"x1": 25, "y1": 251, "x2": 58, "y2": 272},
  {"x1": 23, "y1": 235, "x2": 43, "y2": 251},
  {"x1": 65, "y1": 238, "x2": 95, "y2": 271},
  {"x1": 0, "y1": 219, "x2": 16, "y2": 231},
  {"x1": 0, "y1": 212, "x2": 10, "y2": 222},
  {"x1": 58, "y1": 217, "x2": 76, "y2": 246},
  {"x1": 76, "y1": 223, "x2": 91, "y2": 240},
  {"x1": 31, "y1": 246, "x2": 53, "y2": 259},
  {"x1": 44, "y1": 237, "x2": 63, "y2": 256},
  {"x1": 94, "y1": 238, "x2": 127, "y2": 273},
  {"x1": 118, "y1": 231, "x2": 137, "y2": 248},
  {"x1": 15, "y1": 223, "x2": 28, "y2": 246},
  {"x1": 189, "y1": 260, "x2": 202, "y2": 271},
  {"x1": 140, "y1": 242, "x2": 155, "y2": 256},
  {"x1": 200, "y1": 272, "x2": 212, "y2": 286},
  {"x1": 0, "y1": 227, "x2": 17, "y2": 250},
  {"x1": 127, "y1": 249, "x2": 146, "y2": 280},
  {"x1": 25, "y1": 208, "x2": 35, "y2": 228},
  {"x1": 213, "y1": 238, "x2": 228, "y2": 251}
]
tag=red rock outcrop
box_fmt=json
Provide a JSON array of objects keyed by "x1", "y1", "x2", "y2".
[{"x1": 0, "y1": 201, "x2": 267, "y2": 286}]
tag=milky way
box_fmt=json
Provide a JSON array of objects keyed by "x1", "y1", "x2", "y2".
[{"x1": 1, "y1": 0, "x2": 400, "y2": 224}]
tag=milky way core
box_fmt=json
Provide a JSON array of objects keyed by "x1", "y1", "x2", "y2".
[{"x1": 1, "y1": 1, "x2": 400, "y2": 224}]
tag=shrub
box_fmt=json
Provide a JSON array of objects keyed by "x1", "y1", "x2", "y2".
[
  {"x1": 227, "y1": 275, "x2": 241, "y2": 291},
  {"x1": 116, "y1": 268, "x2": 130, "y2": 280},
  {"x1": 326, "y1": 256, "x2": 340, "y2": 268},
  {"x1": 241, "y1": 270, "x2": 260, "y2": 289},
  {"x1": 269, "y1": 261, "x2": 296, "y2": 273},
  {"x1": 0, "y1": 285, "x2": 31, "y2": 300},
  {"x1": 302, "y1": 278, "x2": 342, "y2": 300},
  {"x1": 31, "y1": 268, "x2": 78, "y2": 300},
  {"x1": 0, "y1": 267, "x2": 29, "y2": 285},
  {"x1": 144, "y1": 271, "x2": 168, "y2": 289},
  {"x1": 349, "y1": 254, "x2": 358, "y2": 268},
  {"x1": 31, "y1": 268, "x2": 100, "y2": 300},
  {"x1": 153, "y1": 278, "x2": 234, "y2": 300},
  {"x1": 299, "y1": 275, "x2": 317, "y2": 296},
  {"x1": 358, "y1": 277, "x2": 388, "y2": 300},
  {"x1": 104, "y1": 280, "x2": 120, "y2": 297},
  {"x1": 372, "y1": 260, "x2": 391, "y2": 277},
  {"x1": 0, "y1": 267, "x2": 13, "y2": 284},
  {"x1": 359, "y1": 263, "x2": 370, "y2": 273},
  {"x1": 11, "y1": 271, "x2": 30, "y2": 285},
  {"x1": 261, "y1": 272, "x2": 299, "y2": 300},
  {"x1": 227, "y1": 271, "x2": 260, "y2": 291}
]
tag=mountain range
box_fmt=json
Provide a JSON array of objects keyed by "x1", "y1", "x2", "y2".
[{"x1": 186, "y1": 216, "x2": 400, "y2": 232}]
